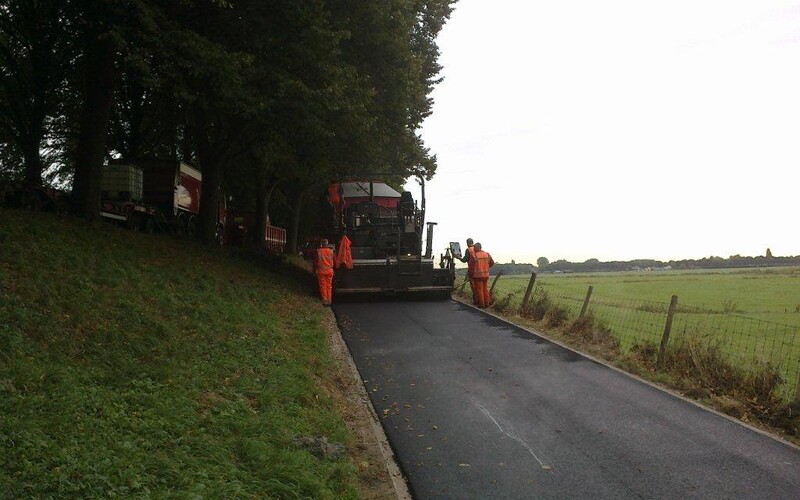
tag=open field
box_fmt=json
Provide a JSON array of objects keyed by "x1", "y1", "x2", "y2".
[
  {"x1": 492, "y1": 268, "x2": 800, "y2": 324},
  {"x1": 488, "y1": 268, "x2": 800, "y2": 398}
]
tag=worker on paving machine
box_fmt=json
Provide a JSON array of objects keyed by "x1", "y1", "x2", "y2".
[
  {"x1": 314, "y1": 238, "x2": 335, "y2": 306},
  {"x1": 458, "y1": 238, "x2": 478, "y2": 305},
  {"x1": 472, "y1": 242, "x2": 495, "y2": 308}
]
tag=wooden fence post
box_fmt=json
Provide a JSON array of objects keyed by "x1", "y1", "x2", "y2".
[
  {"x1": 520, "y1": 272, "x2": 537, "y2": 311},
  {"x1": 658, "y1": 295, "x2": 679, "y2": 366},
  {"x1": 489, "y1": 271, "x2": 503, "y2": 296},
  {"x1": 579, "y1": 286, "x2": 593, "y2": 318}
]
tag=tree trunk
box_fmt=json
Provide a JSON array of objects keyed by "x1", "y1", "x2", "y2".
[
  {"x1": 125, "y1": 79, "x2": 145, "y2": 158},
  {"x1": 198, "y1": 161, "x2": 221, "y2": 244},
  {"x1": 195, "y1": 121, "x2": 223, "y2": 245},
  {"x1": 21, "y1": 71, "x2": 47, "y2": 188},
  {"x1": 71, "y1": 33, "x2": 116, "y2": 220},
  {"x1": 254, "y1": 178, "x2": 279, "y2": 246},
  {"x1": 180, "y1": 124, "x2": 193, "y2": 164},
  {"x1": 289, "y1": 186, "x2": 308, "y2": 255},
  {"x1": 167, "y1": 105, "x2": 180, "y2": 159},
  {"x1": 21, "y1": 132, "x2": 43, "y2": 188},
  {"x1": 252, "y1": 166, "x2": 268, "y2": 246}
]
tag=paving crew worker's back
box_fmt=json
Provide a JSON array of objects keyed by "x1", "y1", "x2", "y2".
[{"x1": 314, "y1": 239, "x2": 334, "y2": 306}]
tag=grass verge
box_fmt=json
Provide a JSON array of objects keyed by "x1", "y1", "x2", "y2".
[{"x1": 0, "y1": 208, "x2": 381, "y2": 497}]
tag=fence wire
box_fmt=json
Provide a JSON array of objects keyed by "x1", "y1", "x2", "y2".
[{"x1": 489, "y1": 275, "x2": 800, "y2": 400}]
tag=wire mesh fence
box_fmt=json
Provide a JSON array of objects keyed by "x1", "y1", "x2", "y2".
[{"x1": 484, "y1": 273, "x2": 800, "y2": 400}]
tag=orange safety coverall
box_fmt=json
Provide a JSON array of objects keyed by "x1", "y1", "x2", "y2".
[
  {"x1": 465, "y1": 245, "x2": 478, "y2": 305},
  {"x1": 315, "y1": 246, "x2": 335, "y2": 304},
  {"x1": 472, "y1": 250, "x2": 495, "y2": 308}
]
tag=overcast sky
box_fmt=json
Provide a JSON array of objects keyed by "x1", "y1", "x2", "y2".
[{"x1": 407, "y1": 0, "x2": 800, "y2": 265}]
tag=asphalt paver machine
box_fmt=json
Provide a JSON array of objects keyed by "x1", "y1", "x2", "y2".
[{"x1": 323, "y1": 178, "x2": 456, "y2": 298}]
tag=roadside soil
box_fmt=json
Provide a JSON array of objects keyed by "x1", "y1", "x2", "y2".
[
  {"x1": 293, "y1": 255, "x2": 401, "y2": 498},
  {"x1": 320, "y1": 310, "x2": 410, "y2": 500}
]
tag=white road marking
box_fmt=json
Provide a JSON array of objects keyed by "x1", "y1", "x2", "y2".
[{"x1": 474, "y1": 399, "x2": 554, "y2": 472}]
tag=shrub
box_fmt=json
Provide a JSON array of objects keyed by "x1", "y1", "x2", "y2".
[
  {"x1": 564, "y1": 314, "x2": 594, "y2": 338},
  {"x1": 543, "y1": 305, "x2": 569, "y2": 328},
  {"x1": 628, "y1": 342, "x2": 658, "y2": 363},
  {"x1": 492, "y1": 293, "x2": 516, "y2": 313},
  {"x1": 564, "y1": 314, "x2": 619, "y2": 351},
  {"x1": 520, "y1": 290, "x2": 551, "y2": 321},
  {"x1": 649, "y1": 337, "x2": 783, "y2": 406},
  {"x1": 772, "y1": 399, "x2": 800, "y2": 437},
  {"x1": 454, "y1": 280, "x2": 470, "y2": 300}
]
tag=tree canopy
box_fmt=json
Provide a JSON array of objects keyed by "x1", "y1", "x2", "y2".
[{"x1": 0, "y1": 0, "x2": 455, "y2": 245}]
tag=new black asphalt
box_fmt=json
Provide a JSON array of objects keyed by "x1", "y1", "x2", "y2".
[{"x1": 333, "y1": 300, "x2": 800, "y2": 499}]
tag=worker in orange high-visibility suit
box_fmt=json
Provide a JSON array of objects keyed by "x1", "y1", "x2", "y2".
[
  {"x1": 314, "y1": 238, "x2": 335, "y2": 306},
  {"x1": 472, "y1": 242, "x2": 495, "y2": 308},
  {"x1": 458, "y1": 238, "x2": 478, "y2": 305}
]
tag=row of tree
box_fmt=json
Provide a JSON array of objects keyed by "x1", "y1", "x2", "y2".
[
  {"x1": 536, "y1": 253, "x2": 800, "y2": 273},
  {"x1": 0, "y1": 0, "x2": 455, "y2": 249}
]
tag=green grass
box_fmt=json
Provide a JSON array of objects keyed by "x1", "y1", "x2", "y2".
[
  {"x1": 0, "y1": 208, "x2": 358, "y2": 498},
  {"x1": 489, "y1": 270, "x2": 800, "y2": 399},
  {"x1": 499, "y1": 269, "x2": 800, "y2": 323}
]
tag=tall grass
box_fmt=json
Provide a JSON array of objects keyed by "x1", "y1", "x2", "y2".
[{"x1": 0, "y1": 208, "x2": 359, "y2": 497}]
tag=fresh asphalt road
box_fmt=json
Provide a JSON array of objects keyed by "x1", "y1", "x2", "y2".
[{"x1": 334, "y1": 300, "x2": 800, "y2": 499}]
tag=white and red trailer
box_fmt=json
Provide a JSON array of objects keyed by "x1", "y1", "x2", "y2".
[{"x1": 100, "y1": 159, "x2": 226, "y2": 241}]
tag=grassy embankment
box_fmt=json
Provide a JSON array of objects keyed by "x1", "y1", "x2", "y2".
[
  {"x1": 0, "y1": 208, "x2": 363, "y2": 497},
  {"x1": 459, "y1": 269, "x2": 800, "y2": 443}
]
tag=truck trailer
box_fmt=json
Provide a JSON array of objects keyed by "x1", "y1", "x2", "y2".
[
  {"x1": 100, "y1": 159, "x2": 226, "y2": 242},
  {"x1": 225, "y1": 212, "x2": 287, "y2": 254},
  {"x1": 323, "y1": 178, "x2": 455, "y2": 298}
]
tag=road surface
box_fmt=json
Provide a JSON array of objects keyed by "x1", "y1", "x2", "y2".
[{"x1": 334, "y1": 300, "x2": 800, "y2": 499}]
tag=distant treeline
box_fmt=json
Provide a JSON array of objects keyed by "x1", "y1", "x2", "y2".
[{"x1": 478, "y1": 255, "x2": 800, "y2": 276}]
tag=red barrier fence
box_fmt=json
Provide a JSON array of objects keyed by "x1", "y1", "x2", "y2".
[{"x1": 265, "y1": 225, "x2": 286, "y2": 254}]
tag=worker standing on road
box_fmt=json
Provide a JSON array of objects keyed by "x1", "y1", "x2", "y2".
[
  {"x1": 472, "y1": 242, "x2": 495, "y2": 308},
  {"x1": 314, "y1": 238, "x2": 335, "y2": 306},
  {"x1": 458, "y1": 238, "x2": 478, "y2": 304}
]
